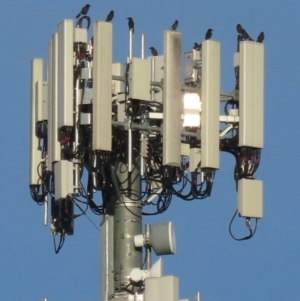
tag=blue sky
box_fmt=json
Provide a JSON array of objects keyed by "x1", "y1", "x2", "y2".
[{"x1": 0, "y1": 1, "x2": 300, "y2": 301}]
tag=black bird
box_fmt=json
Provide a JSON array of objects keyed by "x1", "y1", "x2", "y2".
[
  {"x1": 171, "y1": 20, "x2": 178, "y2": 31},
  {"x1": 256, "y1": 32, "x2": 264, "y2": 43},
  {"x1": 149, "y1": 47, "x2": 158, "y2": 56},
  {"x1": 236, "y1": 24, "x2": 243, "y2": 34},
  {"x1": 76, "y1": 4, "x2": 91, "y2": 18},
  {"x1": 106, "y1": 10, "x2": 114, "y2": 22},
  {"x1": 127, "y1": 17, "x2": 134, "y2": 34},
  {"x1": 193, "y1": 43, "x2": 202, "y2": 51},
  {"x1": 241, "y1": 28, "x2": 253, "y2": 41},
  {"x1": 205, "y1": 28, "x2": 213, "y2": 40}
]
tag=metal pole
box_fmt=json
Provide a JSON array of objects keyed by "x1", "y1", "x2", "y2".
[
  {"x1": 43, "y1": 196, "x2": 48, "y2": 226},
  {"x1": 141, "y1": 34, "x2": 145, "y2": 59},
  {"x1": 114, "y1": 152, "x2": 142, "y2": 295},
  {"x1": 129, "y1": 29, "x2": 133, "y2": 60}
]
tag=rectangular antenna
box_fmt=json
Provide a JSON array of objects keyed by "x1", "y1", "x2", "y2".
[
  {"x1": 57, "y1": 20, "x2": 74, "y2": 128},
  {"x1": 163, "y1": 31, "x2": 182, "y2": 167},
  {"x1": 238, "y1": 179, "x2": 263, "y2": 218},
  {"x1": 42, "y1": 82, "x2": 48, "y2": 120},
  {"x1": 92, "y1": 21, "x2": 113, "y2": 151},
  {"x1": 35, "y1": 79, "x2": 43, "y2": 122},
  {"x1": 201, "y1": 40, "x2": 220, "y2": 169},
  {"x1": 47, "y1": 40, "x2": 53, "y2": 171},
  {"x1": 51, "y1": 33, "x2": 61, "y2": 164},
  {"x1": 129, "y1": 58, "x2": 151, "y2": 101},
  {"x1": 145, "y1": 276, "x2": 179, "y2": 301},
  {"x1": 29, "y1": 58, "x2": 43, "y2": 185},
  {"x1": 239, "y1": 41, "x2": 264, "y2": 148}
]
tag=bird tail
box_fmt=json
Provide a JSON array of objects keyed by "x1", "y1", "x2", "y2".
[{"x1": 76, "y1": 13, "x2": 81, "y2": 18}]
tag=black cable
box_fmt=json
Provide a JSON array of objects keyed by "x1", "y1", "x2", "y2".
[
  {"x1": 71, "y1": 197, "x2": 100, "y2": 232},
  {"x1": 53, "y1": 234, "x2": 65, "y2": 254},
  {"x1": 76, "y1": 16, "x2": 91, "y2": 30},
  {"x1": 229, "y1": 209, "x2": 258, "y2": 241}
]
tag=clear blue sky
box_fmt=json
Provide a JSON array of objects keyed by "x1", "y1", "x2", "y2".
[{"x1": 0, "y1": 1, "x2": 299, "y2": 301}]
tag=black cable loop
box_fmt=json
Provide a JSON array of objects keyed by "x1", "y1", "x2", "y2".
[{"x1": 229, "y1": 209, "x2": 258, "y2": 241}]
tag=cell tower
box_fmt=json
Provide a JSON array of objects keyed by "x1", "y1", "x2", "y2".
[{"x1": 29, "y1": 12, "x2": 264, "y2": 301}]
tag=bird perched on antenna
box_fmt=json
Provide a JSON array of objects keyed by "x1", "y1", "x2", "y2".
[
  {"x1": 149, "y1": 47, "x2": 158, "y2": 56},
  {"x1": 171, "y1": 20, "x2": 178, "y2": 31},
  {"x1": 241, "y1": 28, "x2": 253, "y2": 41},
  {"x1": 106, "y1": 10, "x2": 114, "y2": 22},
  {"x1": 76, "y1": 4, "x2": 91, "y2": 18},
  {"x1": 127, "y1": 17, "x2": 134, "y2": 34},
  {"x1": 193, "y1": 43, "x2": 202, "y2": 51},
  {"x1": 256, "y1": 32, "x2": 264, "y2": 43},
  {"x1": 236, "y1": 24, "x2": 253, "y2": 41},
  {"x1": 205, "y1": 28, "x2": 213, "y2": 40},
  {"x1": 236, "y1": 24, "x2": 243, "y2": 34}
]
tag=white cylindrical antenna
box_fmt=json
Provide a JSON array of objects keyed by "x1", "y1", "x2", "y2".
[
  {"x1": 100, "y1": 214, "x2": 114, "y2": 301},
  {"x1": 196, "y1": 291, "x2": 201, "y2": 301},
  {"x1": 44, "y1": 196, "x2": 48, "y2": 226},
  {"x1": 163, "y1": 31, "x2": 182, "y2": 167},
  {"x1": 29, "y1": 58, "x2": 43, "y2": 185},
  {"x1": 129, "y1": 29, "x2": 133, "y2": 60},
  {"x1": 92, "y1": 21, "x2": 113, "y2": 151},
  {"x1": 57, "y1": 20, "x2": 74, "y2": 129},
  {"x1": 128, "y1": 125, "x2": 132, "y2": 172},
  {"x1": 141, "y1": 34, "x2": 145, "y2": 59},
  {"x1": 51, "y1": 33, "x2": 61, "y2": 164}
]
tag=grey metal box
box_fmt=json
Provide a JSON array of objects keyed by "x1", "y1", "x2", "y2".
[
  {"x1": 239, "y1": 41, "x2": 264, "y2": 148},
  {"x1": 80, "y1": 67, "x2": 92, "y2": 80},
  {"x1": 145, "y1": 276, "x2": 179, "y2": 301},
  {"x1": 184, "y1": 50, "x2": 201, "y2": 84},
  {"x1": 201, "y1": 40, "x2": 220, "y2": 169},
  {"x1": 112, "y1": 63, "x2": 123, "y2": 95},
  {"x1": 54, "y1": 160, "x2": 74, "y2": 201},
  {"x1": 129, "y1": 58, "x2": 151, "y2": 101},
  {"x1": 74, "y1": 28, "x2": 87, "y2": 43},
  {"x1": 238, "y1": 179, "x2": 263, "y2": 218},
  {"x1": 181, "y1": 143, "x2": 190, "y2": 156},
  {"x1": 117, "y1": 93, "x2": 126, "y2": 122}
]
